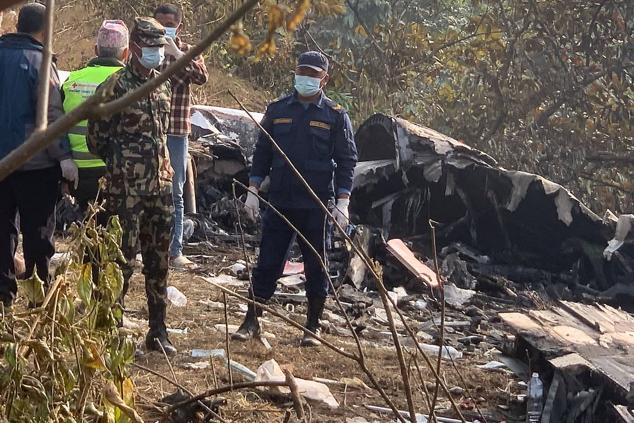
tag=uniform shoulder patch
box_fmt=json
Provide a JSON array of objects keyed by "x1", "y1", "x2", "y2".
[
  {"x1": 323, "y1": 96, "x2": 346, "y2": 113},
  {"x1": 271, "y1": 92, "x2": 294, "y2": 104}
]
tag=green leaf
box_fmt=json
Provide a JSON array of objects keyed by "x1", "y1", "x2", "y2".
[
  {"x1": 104, "y1": 262, "x2": 124, "y2": 303},
  {"x1": 4, "y1": 343, "x2": 17, "y2": 368},
  {"x1": 78, "y1": 263, "x2": 93, "y2": 306},
  {"x1": 17, "y1": 272, "x2": 45, "y2": 305},
  {"x1": 107, "y1": 215, "x2": 123, "y2": 246}
]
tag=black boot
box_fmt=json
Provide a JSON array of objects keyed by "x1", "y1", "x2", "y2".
[
  {"x1": 146, "y1": 301, "x2": 177, "y2": 355},
  {"x1": 231, "y1": 296, "x2": 265, "y2": 341},
  {"x1": 300, "y1": 296, "x2": 326, "y2": 347}
]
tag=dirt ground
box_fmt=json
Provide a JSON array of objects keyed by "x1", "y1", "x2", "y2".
[{"x1": 116, "y1": 246, "x2": 520, "y2": 423}]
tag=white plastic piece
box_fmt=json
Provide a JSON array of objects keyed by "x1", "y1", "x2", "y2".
[
  {"x1": 166, "y1": 286, "x2": 187, "y2": 307},
  {"x1": 418, "y1": 343, "x2": 463, "y2": 360}
]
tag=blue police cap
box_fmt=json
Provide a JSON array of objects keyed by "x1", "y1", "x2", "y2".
[{"x1": 298, "y1": 51, "x2": 329, "y2": 72}]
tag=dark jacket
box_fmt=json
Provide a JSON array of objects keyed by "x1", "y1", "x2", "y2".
[
  {"x1": 250, "y1": 91, "x2": 358, "y2": 209},
  {"x1": 0, "y1": 33, "x2": 70, "y2": 171}
]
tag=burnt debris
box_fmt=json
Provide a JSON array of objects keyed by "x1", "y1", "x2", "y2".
[{"x1": 350, "y1": 113, "x2": 633, "y2": 295}]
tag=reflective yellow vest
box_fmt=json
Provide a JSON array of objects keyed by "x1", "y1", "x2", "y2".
[{"x1": 62, "y1": 65, "x2": 122, "y2": 168}]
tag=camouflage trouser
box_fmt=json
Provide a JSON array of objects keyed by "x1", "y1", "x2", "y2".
[{"x1": 105, "y1": 194, "x2": 172, "y2": 320}]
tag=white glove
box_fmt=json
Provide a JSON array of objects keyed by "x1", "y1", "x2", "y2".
[
  {"x1": 60, "y1": 159, "x2": 79, "y2": 189},
  {"x1": 244, "y1": 187, "x2": 260, "y2": 221},
  {"x1": 332, "y1": 198, "x2": 350, "y2": 228},
  {"x1": 164, "y1": 37, "x2": 184, "y2": 59}
]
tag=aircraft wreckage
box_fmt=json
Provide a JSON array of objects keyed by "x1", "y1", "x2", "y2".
[{"x1": 185, "y1": 109, "x2": 633, "y2": 301}]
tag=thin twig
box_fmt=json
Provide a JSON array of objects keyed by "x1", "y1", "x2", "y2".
[
  {"x1": 222, "y1": 291, "x2": 233, "y2": 387},
  {"x1": 429, "y1": 221, "x2": 446, "y2": 421},
  {"x1": 205, "y1": 276, "x2": 410, "y2": 423},
  {"x1": 413, "y1": 353, "x2": 435, "y2": 416},
  {"x1": 0, "y1": 0, "x2": 24, "y2": 12},
  {"x1": 35, "y1": 0, "x2": 55, "y2": 129},
  {"x1": 231, "y1": 183, "x2": 262, "y2": 347},
  {"x1": 165, "y1": 381, "x2": 290, "y2": 414},
  {"x1": 156, "y1": 337, "x2": 178, "y2": 384},
  {"x1": 209, "y1": 354, "x2": 219, "y2": 389},
  {"x1": 283, "y1": 369, "x2": 306, "y2": 421},
  {"x1": 229, "y1": 91, "x2": 457, "y2": 422},
  {"x1": 231, "y1": 180, "x2": 405, "y2": 420},
  {"x1": 132, "y1": 363, "x2": 228, "y2": 423},
  {"x1": 232, "y1": 180, "x2": 365, "y2": 360}
]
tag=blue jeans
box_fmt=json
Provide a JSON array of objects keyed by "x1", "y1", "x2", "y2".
[{"x1": 167, "y1": 134, "x2": 188, "y2": 257}]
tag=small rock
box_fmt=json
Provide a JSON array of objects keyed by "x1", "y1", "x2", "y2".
[
  {"x1": 465, "y1": 305, "x2": 484, "y2": 317},
  {"x1": 416, "y1": 331, "x2": 434, "y2": 342},
  {"x1": 457, "y1": 335, "x2": 484, "y2": 345}
]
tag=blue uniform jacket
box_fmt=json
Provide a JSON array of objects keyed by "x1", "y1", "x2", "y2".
[
  {"x1": 0, "y1": 33, "x2": 70, "y2": 170},
  {"x1": 250, "y1": 91, "x2": 358, "y2": 209}
]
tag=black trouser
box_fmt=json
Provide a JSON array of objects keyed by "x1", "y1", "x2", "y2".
[
  {"x1": 0, "y1": 166, "x2": 60, "y2": 303},
  {"x1": 72, "y1": 166, "x2": 106, "y2": 212},
  {"x1": 251, "y1": 207, "x2": 330, "y2": 300}
]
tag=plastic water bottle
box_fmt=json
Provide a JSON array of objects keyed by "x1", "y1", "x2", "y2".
[
  {"x1": 167, "y1": 286, "x2": 187, "y2": 307},
  {"x1": 526, "y1": 372, "x2": 543, "y2": 422}
]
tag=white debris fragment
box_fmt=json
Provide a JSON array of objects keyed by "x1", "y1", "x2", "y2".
[
  {"x1": 227, "y1": 261, "x2": 247, "y2": 276},
  {"x1": 418, "y1": 343, "x2": 463, "y2": 360},
  {"x1": 182, "y1": 361, "x2": 210, "y2": 370},
  {"x1": 167, "y1": 327, "x2": 188, "y2": 335},
  {"x1": 191, "y1": 348, "x2": 225, "y2": 358},
  {"x1": 190, "y1": 349, "x2": 257, "y2": 381},
  {"x1": 255, "y1": 359, "x2": 340, "y2": 408},
  {"x1": 444, "y1": 283, "x2": 475, "y2": 308},
  {"x1": 167, "y1": 286, "x2": 187, "y2": 307},
  {"x1": 603, "y1": 214, "x2": 634, "y2": 260},
  {"x1": 203, "y1": 274, "x2": 246, "y2": 287},
  {"x1": 477, "y1": 360, "x2": 508, "y2": 371}
]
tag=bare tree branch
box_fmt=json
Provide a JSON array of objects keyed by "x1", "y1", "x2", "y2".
[
  {"x1": 0, "y1": 0, "x2": 22, "y2": 13},
  {"x1": 0, "y1": 0, "x2": 259, "y2": 182},
  {"x1": 165, "y1": 380, "x2": 291, "y2": 414},
  {"x1": 35, "y1": 0, "x2": 55, "y2": 129},
  {"x1": 587, "y1": 152, "x2": 634, "y2": 164}
]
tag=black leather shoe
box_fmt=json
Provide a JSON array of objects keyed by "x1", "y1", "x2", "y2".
[
  {"x1": 231, "y1": 297, "x2": 264, "y2": 342},
  {"x1": 300, "y1": 296, "x2": 326, "y2": 347},
  {"x1": 145, "y1": 331, "x2": 177, "y2": 356}
]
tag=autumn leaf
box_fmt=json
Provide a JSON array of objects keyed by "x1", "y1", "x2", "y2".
[{"x1": 18, "y1": 272, "x2": 45, "y2": 305}]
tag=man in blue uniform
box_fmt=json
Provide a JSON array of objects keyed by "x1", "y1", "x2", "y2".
[{"x1": 233, "y1": 51, "x2": 358, "y2": 347}]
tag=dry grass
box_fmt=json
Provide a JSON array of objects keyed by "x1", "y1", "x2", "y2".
[{"x1": 120, "y1": 252, "x2": 516, "y2": 422}]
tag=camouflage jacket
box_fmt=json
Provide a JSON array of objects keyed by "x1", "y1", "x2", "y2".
[{"x1": 87, "y1": 64, "x2": 173, "y2": 197}]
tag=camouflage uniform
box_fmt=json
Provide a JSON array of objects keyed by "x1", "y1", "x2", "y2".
[{"x1": 87, "y1": 18, "x2": 172, "y2": 340}]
